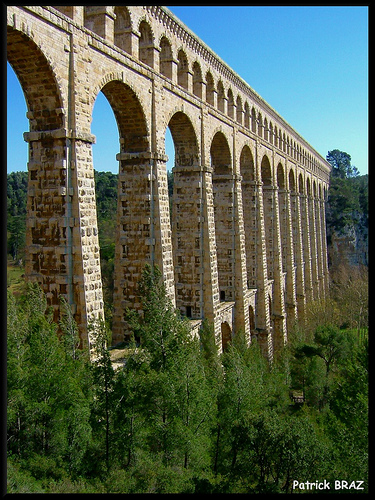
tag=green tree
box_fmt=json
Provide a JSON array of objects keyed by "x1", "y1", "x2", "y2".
[
  {"x1": 7, "y1": 284, "x2": 93, "y2": 484},
  {"x1": 326, "y1": 149, "x2": 359, "y2": 179},
  {"x1": 293, "y1": 325, "x2": 351, "y2": 408},
  {"x1": 120, "y1": 265, "x2": 216, "y2": 490},
  {"x1": 89, "y1": 316, "x2": 115, "y2": 474}
]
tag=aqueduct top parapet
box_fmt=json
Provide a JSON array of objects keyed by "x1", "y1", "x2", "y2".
[{"x1": 38, "y1": 5, "x2": 330, "y2": 183}]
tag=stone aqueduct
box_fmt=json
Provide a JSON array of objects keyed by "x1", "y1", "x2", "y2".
[{"x1": 7, "y1": 5, "x2": 331, "y2": 359}]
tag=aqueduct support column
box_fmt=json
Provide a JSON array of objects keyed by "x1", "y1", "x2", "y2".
[
  {"x1": 112, "y1": 151, "x2": 175, "y2": 345},
  {"x1": 319, "y1": 195, "x2": 330, "y2": 297},
  {"x1": 308, "y1": 190, "x2": 319, "y2": 300},
  {"x1": 24, "y1": 128, "x2": 104, "y2": 350},
  {"x1": 299, "y1": 192, "x2": 314, "y2": 302},
  {"x1": 24, "y1": 130, "x2": 72, "y2": 322},
  {"x1": 279, "y1": 185, "x2": 298, "y2": 333},
  {"x1": 233, "y1": 173, "x2": 250, "y2": 343},
  {"x1": 254, "y1": 180, "x2": 273, "y2": 360},
  {"x1": 290, "y1": 190, "x2": 307, "y2": 325},
  {"x1": 172, "y1": 164, "x2": 206, "y2": 320},
  {"x1": 265, "y1": 183, "x2": 287, "y2": 351},
  {"x1": 201, "y1": 165, "x2": 221, "y2": 342},
  {"x1": 314, "y1": 193, "x2": 325, "y2": 299},
  {"x1": 152, "y1": 154, "x2": 176, "y2": 306}
]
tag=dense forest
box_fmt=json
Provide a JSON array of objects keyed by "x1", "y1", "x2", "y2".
[
  {"x1": 7, "y1": 266, "x2": 368, "y2": 493},
  {"x1": 7, "y1": 151, "x2": 368, "y2": 493}
]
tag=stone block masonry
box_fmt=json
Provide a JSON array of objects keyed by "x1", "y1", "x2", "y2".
[{"x1": 7, "y1": 6, "x2": 330, "y2": 359}]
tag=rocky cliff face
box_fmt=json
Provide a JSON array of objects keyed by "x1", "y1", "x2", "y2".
[{"x1": 327, "y1": 213, "x2": 368, "y2": 270}]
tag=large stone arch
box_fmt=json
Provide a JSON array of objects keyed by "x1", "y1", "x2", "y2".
[
  {"x1": 168, "y1": 111, "x2": 200, "y2": 167},
  {"x1": 210, "y1": 131, "x2": 232, "y2": 174},
  {"x1": 210, "y1": 131, "x2": 234, "y2": 302},
  {"x1": 7, "y1": 25, "x2": 105, "y2": 346},
  {"x1": 221, "y1": 321, "x2": 232, "y2": 352},
  {"x1": 167, "y1": 111, "x2": 202, "y2": 318},
  {"x1": 99, "y1": 79, "x2": 150, "y2": 153},
  {"x1": 261, "y1": 154, "x2": 272, "y2": 186},
  {"x1": 109, "y1": 80, "x2": 158, "y2": 344},
  {"x1": 8, "y1": 26, "x2": 67, "y2": 315},
  {"x1": 7, "y1": 26, "x2": 65, "y2": 132},
  {"x1": 240, "y1": 144, "x2": 257, "y2": 288}
]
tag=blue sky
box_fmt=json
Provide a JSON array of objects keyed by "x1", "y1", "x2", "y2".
[{"x1": 7, "y1": 6, "x2": 368, "y2": 175}]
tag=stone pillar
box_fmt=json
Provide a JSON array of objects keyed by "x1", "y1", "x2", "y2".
[
  {"x1": 24, "y1": 128, "x2": 104, "y2": 350},
  {"x1": 172, "y1": 165, "x2": 205, "y2": 319},
  {"x1": 308, "y1": 191, "x2": 319, "y2": 300},
  {"x1": 84, "y1": 6, "x2": 116, "y2": 44},
  {"x1": 212, "y1": 172, "x2": 235, "y2": 304},
  {"x1": 112, "y1": 151, "x2": 174, "y2": 345},
  {"x1": 114, "y1": 27, "x2": 139, "y2": 57},
  {"x1": 254, "y1": 179, "x2": 273, "y2": 360},
  {"x1": 153, "y1": 154, "x2": 176, "y2": 306},
  {"x1": 314, "y1": 193, "x2": 325, "y2": 298},
  {"x1": 290, "y1": 190, "x2": 306, "y2": 325},
  {"x1": 233, "y1": 173, "x2": 250, "y2": 343},
  {"x1": 265, "y1": 184, "x2": 287, "y2": 351},
  {"x1": 279, "y1": 186, "x2": 298, "y2": 332},
  {"x1": 201, "y1": 166, "x2": 221, "y2": 344},
  {"x1": 319, "y1": 193, "x2": 329, "y2": 296},
  {"x1": 71, "y1": 133, "x2": 105, "y2": 348},
  {"x1": 300, "y1": 192, "x2": 313, "y2": 302}
]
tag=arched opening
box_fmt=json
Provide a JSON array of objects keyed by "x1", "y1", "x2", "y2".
[
  {"x1": 289, "y1": 168, "x2": 296, "y2": 192},
  {"x1": 167, "y1": 112, "x2": 201, "y2": 319},
  {"x1": 236, "y1": 95, "x2": 243, "y2": 125},
  {"x1": 274, "y1": 126, "x2": 278, "y2": 148},
  {"x1": 192, "y1": 61, "x2": 203, "y2": 98},
  {"x1": 277, "y1": 163, "x2": 287, "y2": 274},
  {"x1": 257, "y1": 112, "x2": 263, "y2": 138},
  {"x1": 211, "y1": 132, "x2": 234, "y2": 302},
  {"x1": 217, "y1": 81, "x2": 225, "y2": 113},
  {"x1": 91, "y1": 91, "x2": 120, "y2": 331},
  {"x1": 251, "y1": 107, "x2": 257, "y2": 133},
  {"x1": 138, "y1": 20, "x2": 154, "y2": 68},
  {"x1": 264, "y1": 118, "x2": 269, "y2": 142},
  {"x1": 298, "y1": 173, "x2": 304, "y2": 195},
  {"x1": 261, "y1": 155, "x2": 272, "y2": 186},
  {"x1": 100, "y1": 80, "x2": 151, "y2": 345},
  {"x1": 261, "y1": 155, "x2": 274, "y2": 280},
  {"x1": 211, "y1": 131, "x2": 231, "y2": 176},
  {"x1": 177, "y1": 50, "x2": 189, "y2": 90},
  {"x1": 7, "y1": 62, "x2": 28, "y2": 174},
  {"x1": 7, "y1": 61, "x2": 29, "y2": 289},
  {"x1": 221, "y1": 321, "x2": 232, "y2": 352},
  {"x1": 159, "y1": 36, "x2": 173, "y2": 80},
  {"x1": 249, "y1": 305, "x2": 256, "y2": 340},
  {"x1": 206, "y1": 71, "x2": 215, "y2": 106},
  {"x1": 114, "y1": 6, "x2": 132, "y2": 54},
  {"x1": 244, "y1": 102, "x2": 250, "y2": 129},
  {"x1": 277, "y1": 163, "x2": 285, "y2": 190},
  {"x1": 269, "y1": 122, "x2": 273, "y2": 145},
  {"x1": 227, "y1": 88, "x2": 234, "y2": 119},
  {"x1": 7, "y1": 26, "x2": 70, "y2": 325},
  {"x1": 240, "y1": 145, "x2": 256, "y2": 288}
]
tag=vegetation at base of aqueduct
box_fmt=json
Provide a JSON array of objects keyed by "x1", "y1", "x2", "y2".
[
  {"x1": 7, "y1": 265, "x2": 368, "y2": 493},
  {"x1": 7, "y1": 150, "x2": 368, "y2": 493}
]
